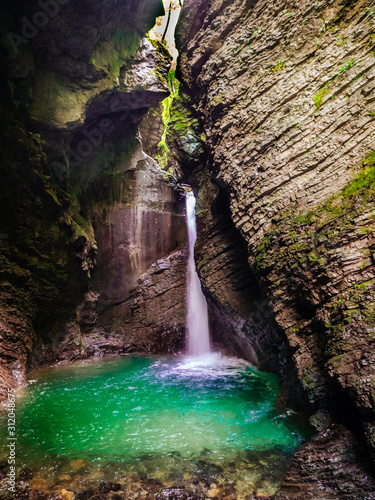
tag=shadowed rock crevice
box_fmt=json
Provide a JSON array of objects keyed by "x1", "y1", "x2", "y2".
[{"x1": 164, "y1": 59, "x2": 310, "y2": 410}]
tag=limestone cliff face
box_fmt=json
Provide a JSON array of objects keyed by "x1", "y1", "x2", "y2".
[
  {"x1": 174, "y1": 0, "x2": 375, "y2": 494},
  {"x1": 0, "y1": 0, "x2": 188, "y2": 396}
]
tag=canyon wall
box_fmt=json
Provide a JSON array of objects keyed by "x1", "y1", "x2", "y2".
[
  {"x1": 173, "y1": 0, "x2": 375, "y2": 495},
  {"x1": 0, "y1": 0, "x2": 188, "y2": 397}
]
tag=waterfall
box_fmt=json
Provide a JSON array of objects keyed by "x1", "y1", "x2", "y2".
[{"x1": 186, "y1": 192, "x2": 211, "y2": 356}]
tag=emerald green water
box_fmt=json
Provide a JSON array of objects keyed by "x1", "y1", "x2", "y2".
[{"x1": 0, "y1": 354, "x2": 309, "y2": 497}]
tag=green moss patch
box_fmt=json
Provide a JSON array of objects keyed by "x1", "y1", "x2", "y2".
[
  {"x1": 314, "y1": 85, "x2": 330, "y2": 110},
  {"x1": 155, "y1": 71, "x2": 180, "y2": 170},
  {"x1": 270, "y1": 59, "x2": 286, "y2": 72},
  {"x1": 254, "y1": 149, "x2": 375, "y2": 332}
]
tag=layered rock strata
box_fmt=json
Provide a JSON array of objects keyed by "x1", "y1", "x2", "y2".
[{"x1": 175, "y1": 0, "x2": 375, "y2": 493}]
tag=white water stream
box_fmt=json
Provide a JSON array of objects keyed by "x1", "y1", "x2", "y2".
[{"x1": 186, "y1": 192, "x2": 211, "y2": 355}]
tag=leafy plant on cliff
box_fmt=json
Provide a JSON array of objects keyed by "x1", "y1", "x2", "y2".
[
  {"x1": 312, "y1": 59, "x2": 358, "y2": 111},
  {"x1": 270, "y1": 59, "x2": 286, "y2": 72},
  {"x1": 337, "y1": 59, "x2": 355, "y2": 75},
  {"x1": 156, "y1": 70, "x2": 180, "y2": 170},
  {"x1": 339, "y1": 150, "x2": 375, "y2": 201},
  {"x1": 314, "y1": 85, "x2": 330, "y2": 110}
]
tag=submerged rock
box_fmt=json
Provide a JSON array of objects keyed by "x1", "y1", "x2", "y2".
[
  {"x1": 60, "y1": 489, "x2": 74, "y2": 500},
  {"x1": 274, "y1": 424, "x2": 375, "y2": 499}
]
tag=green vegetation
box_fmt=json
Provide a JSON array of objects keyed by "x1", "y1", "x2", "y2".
[
  {"x1": 270, "y1": 60, "x2": 286, "y2": 72},
  {"x1": 254, "y1": 149, "x2": 375, "y2": 348},
  {"x1": 337, "y1": 59, "x2": 355, "y2": 75},
  {"x1": 311, "y1": 57, "x2": 360, "y2": 110},
  {"x1": 313, "y1": 85, "x2": 330, "y2": 110},
  {"x1": 155, "y1": 70, "x2": 204, "y2": 179},
  {"x1": 213, "y1": 94, "x2": 224, "y2": 105},
  {"x1": 90, "y1": 29, "x2": 141, "y2": 79},
  {"x1": 155, "y1": 70, "x2": 180, "y2": 170},
  {"x1": 339, "y1": 150, "x2": 375, "y2": 201},
  {"x1": 230, "y1": 45, "x2": 242, "y2": 54},
  {"x1": 320, "y1": 19, "x2": 328, "y2": 32}
]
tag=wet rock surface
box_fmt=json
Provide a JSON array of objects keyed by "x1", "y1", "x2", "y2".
[
  {"x1": 190, "y1": 168, "x2": 305, "y2": 404},
  {"x1": 118, "y1": 248, "x2": 188, "y2": 353},
  {"x1": 29, "y1": 98, "x2": 188, "y2": 365},
  {"x1": 275, "y1": 424, "x2": 375, "y2": 499}
]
